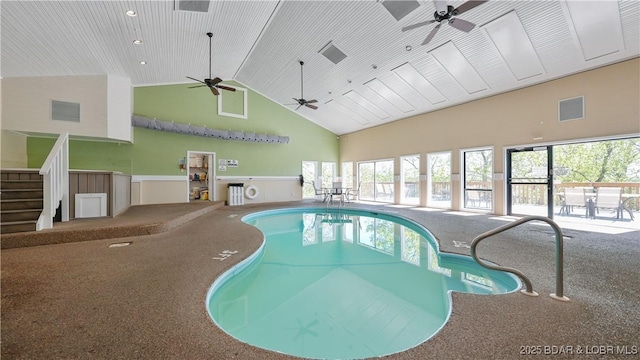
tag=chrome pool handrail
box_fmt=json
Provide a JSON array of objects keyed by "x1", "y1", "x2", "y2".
[{"x1": 470, "y1": 216, "x2": 570, "y2": 302}]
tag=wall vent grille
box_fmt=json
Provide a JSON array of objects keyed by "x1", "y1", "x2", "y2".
[
  {"x1": 51, "y1": 100, "x2": 80, "y2": 122},
  {"x1": 558, "y1": 96, "x2": 584, "y2": 122}
]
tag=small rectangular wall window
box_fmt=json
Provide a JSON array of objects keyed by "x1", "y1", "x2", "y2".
[{"x1": 218, "y1": 85, "x2": 248, "y2": 119}]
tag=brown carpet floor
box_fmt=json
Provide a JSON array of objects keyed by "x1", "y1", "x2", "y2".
[{"x1": 2, "y1": 201, "x2": 638, "y2": 359}]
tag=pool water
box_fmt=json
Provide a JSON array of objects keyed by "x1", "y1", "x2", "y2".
[{"x1": 206, "y1": 208, "x2": 520, "y2": 359}]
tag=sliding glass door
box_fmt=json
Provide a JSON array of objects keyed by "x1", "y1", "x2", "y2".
[{"x1": 358, "y1": 159, "x2": 394, "y2": 202}]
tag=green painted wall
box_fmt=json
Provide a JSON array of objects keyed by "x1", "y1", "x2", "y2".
[
  {"x1": 28, "y1": 137, "x2": 133, "y2": 173},
  {"x1": 27, "y1": 80, "x2": 339, "y2": 176}
]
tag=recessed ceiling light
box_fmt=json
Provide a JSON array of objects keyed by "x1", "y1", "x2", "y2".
[
  {"x1": 406, "y1": 45, "x2": 412, "y2": 51},
  {"x1": 139, "y1": 61, "x2": 147, "y2": 65},
  {"x1": 125, "y1": 10, "x2": 137, "y2": 17},
  {"x1": 133, "y1": 39, "x2": 143, "y2": 45},
  {"x1": 372, "y1": 64, "x2": 378, "y2": 70}
]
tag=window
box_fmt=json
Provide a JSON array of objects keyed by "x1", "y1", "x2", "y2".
[
  {"x1": 321, "y1": 162, "x2": 336, "y2": 189},
  {"x1": 401, "y1": 155, "x2": 420, "y2": 205},
  {"x1": 463, "y1": 148, "x2": 493, "y2": 210},
  {"x1": 302, "y1": 161, "x2": 318, "y2": 199},
  {"x1": 427, "y1": 152, "x2": 452, "y2": 208},
  {"x1": 341, "y1": 162, "x2": 353, "y2": 189},
  {"x1": 357, "y1": 159, "x2": 394, "y2": 202},
  {"x1": 217, "y1": 85, "x2": 248, "y2": 119}
]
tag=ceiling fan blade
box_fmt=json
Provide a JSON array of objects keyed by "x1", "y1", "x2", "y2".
[
  {"x1": 216, "y1": 85, "x2": 236, "y2": 92},
  {"x1": 295, "y1": 104, "x2": 302, "y2": 111},
  {"x1": 210, "y1": 87, "x2": 220, "y2": 96},
  {"x1": 188, "y1": 85, "x2": 208, "y2": 89},
  {"x1": 306, "y1": 99, "x2": 318, "y2": 104},
  {"x1": 434, "y1": 0, "x2": 448, "y2": 15},
  {"x1": 454, "y1": 0, "x2": 487, "y2": 15},
  {"x1": 422, "y1": 23, "x2": 441, "y2": 45},
  {"x1": 210, "y1": 77, "x2": 223, "y2": 85},
  {"x1": 305, "y1": 104, "x2": 318, "y2": 110},
  {"x1": 186, "y1": 76, "x2": 206, "y2": 84},
  {"x1": 401, "y1": 19, "x2": 436, "y2": 32},
  {"x1": 449, "y1": 17, "x2": 475, "y2": 32}
]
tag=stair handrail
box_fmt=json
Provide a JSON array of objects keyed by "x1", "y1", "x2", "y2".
[
  {"x1": 37, "y1": 132, "x2": 69, "y2": 230},
  {"x1": 470, "y1": 215, "x2": 569, "y2": 302}
]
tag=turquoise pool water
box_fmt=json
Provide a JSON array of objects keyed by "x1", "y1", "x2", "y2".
[{"x1": 206, "y1": 208, "x2": 520, "y2": 359}]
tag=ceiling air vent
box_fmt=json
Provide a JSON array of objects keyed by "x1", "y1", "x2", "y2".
[
  {"x1": 381, "y1": 0, "x2": 421, "y2": 21},
  {"x1": 319, "y1": 42, "x2": 347, "y2": 65},
  {"x1": 175, "y1": 0, "x2": 210, "y2": 12},
  {"x1": 558, "y1": 96, "x2": 584, "y2": 122},
  {"x1": 51, "y1": 100, "x2": 80, "y2": 122}
]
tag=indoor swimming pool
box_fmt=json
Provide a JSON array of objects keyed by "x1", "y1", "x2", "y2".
[{"x1": 206, "y1": 208, "x2": 520, "y2": 359}]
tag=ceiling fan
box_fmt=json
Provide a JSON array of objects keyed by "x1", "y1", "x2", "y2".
[
  {"x1": 402, "y1": 0, "x2": 488, "y2": 46},
  {"x1": 288, "y1": 61, "x2": 318, "y2": 110},
  {"x1": 186, "y1": 32, "x2": 235, "y2": 96}
]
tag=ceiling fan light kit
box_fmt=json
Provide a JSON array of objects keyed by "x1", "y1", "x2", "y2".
[{"x1": 402, "y1": 0, "x2": 488, "y2": 46}]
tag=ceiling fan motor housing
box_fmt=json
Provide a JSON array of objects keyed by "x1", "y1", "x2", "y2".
[{"x1": 434, "y1": 5, "x2": 456, "y2": 22}]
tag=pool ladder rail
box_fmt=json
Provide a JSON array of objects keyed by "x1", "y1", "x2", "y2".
[{"x1": 470, "y1": 216, "x2": 570, "y2": 302}]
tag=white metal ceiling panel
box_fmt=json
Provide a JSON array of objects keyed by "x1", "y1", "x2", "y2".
[
  {"x1": 430, "y1": 42, "x2": 488, "y2": 94},
  {"x1": 1, "y1": 0, "x2": 638, "y2": 136},
  {"x1": 364, "y1": 78, "x2": 414, "y2": 113},
  {"x1": 392, "y1": 62, "x2": 447, "y2": 104},
  {"x1": 565, "y1": 1, "x2": 625, "y2": 61},
  {"x1": 343, "y1": 91, "x2": 390, "y2": 120},
  {"x1": 483, "y1": 10, "x2": 544, "y2": 81},
  {"x1": 326, "y1": 99, "x2": 371, "y2": 125}
]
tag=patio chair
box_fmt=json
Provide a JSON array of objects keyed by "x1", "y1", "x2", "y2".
[
  {"x1": 328, "y1": 181, "x2": 345, "y2": 203},
  {"x1": 346, "y1": 182, "x2": 361, "y2": 202},
  {"x1": 595, "y1": 187, "x2": 623, "y2": 219},
  {"x1": 310, "y1": 181, "x2": 327, "y2": 202},
  {"x1": 560, "y1": 188, "x2": 588, "y2": 217}
]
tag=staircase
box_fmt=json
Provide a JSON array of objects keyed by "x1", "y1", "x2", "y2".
[{"x1": 1, "y1": 170, "x2": 44, "y2": 234}]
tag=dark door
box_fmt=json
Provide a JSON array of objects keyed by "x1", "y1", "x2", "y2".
[{"x1": 507, "y1": 146, "x2": 554, "y2": 218}]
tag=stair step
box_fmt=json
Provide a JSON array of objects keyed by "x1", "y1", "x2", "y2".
[
  {"x1": 1, "y1": 189, "x2": 44, "y2": 200},
  {"x1": 1, "y1": 209, "x2": 41, "y2": 222},
  {"x1": 1, "y1": 180, "x2": 43, "y2": 190},
  {"x1": 1, "y1": 220, "x2": 37, "y2": 234},
  {"x1": 1, "y1": 199, "x2": 44, "y2": 211}
]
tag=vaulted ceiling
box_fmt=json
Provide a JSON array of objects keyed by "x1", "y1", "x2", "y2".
[{"x1": 2, "y1": 1, "x2": 638, "y2": 135}]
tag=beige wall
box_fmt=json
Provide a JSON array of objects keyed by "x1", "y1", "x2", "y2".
[
  {"x1": 2, "y1": 75, "x2": 132, "y2": 142},
  {"x1": 0, "y1": 130, "x2": 28, "y2": 168},
  {"x1": 216, "y1": 177, "x2": 302, "y2": 205},
  {"x1": 131, "y1": 176, "x2": 302, "y2": 206},
  {"x1": 131, "y1": 179, "x2": 189, "y2": 205},
  {"x1": 340, "y1": 59, "x2": 640, "y2": 214}
]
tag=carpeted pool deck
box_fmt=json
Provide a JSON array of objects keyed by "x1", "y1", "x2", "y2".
[{"x1": 2, "y1": 201, "x2": 638, "y2": 359}]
